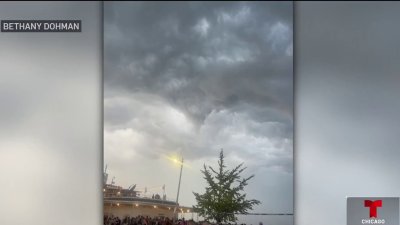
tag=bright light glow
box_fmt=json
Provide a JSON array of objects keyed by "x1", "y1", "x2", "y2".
[
  {"x1": 135, "y1": 204, "x2": 139, "y2": 207},
  {"x1": 153, "y1": 205, "x2": 157, "y2": 208},
  {"x1": 187, "y1": 209, "x2": 190, "y2": 213},
  {"x1": 117, "y1": 203, "x2": 120, "y2": 206},
  {"x1": 164, "y1": 155, "x2": 192, "y2": 169},
  {"x1": 165, "y1": 155, "x2": 181, "y2": 165}
]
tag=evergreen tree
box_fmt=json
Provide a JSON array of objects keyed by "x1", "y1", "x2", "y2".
[{"x1": 193, "y1": 150, "x2": 260, "y2": 223}]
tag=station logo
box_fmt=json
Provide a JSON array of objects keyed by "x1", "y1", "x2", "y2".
[
  {"x1": 347, "y1": 197, "x2": 399, "y2": 225},
  {"x1": 365, "y1": 200, "x2": 382, "y2": 218}
]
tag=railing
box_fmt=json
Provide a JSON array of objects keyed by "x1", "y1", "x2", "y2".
[
  {"x1": 104, "y1": 192, "x2": 177, "y2": 202},
  {"x1": 104, "y1": 196, "x2": 179, "y2": 206}
]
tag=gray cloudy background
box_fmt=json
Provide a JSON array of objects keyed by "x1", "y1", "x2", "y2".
[
  {"x1": 296, "y1": 2, "x2": 400, "y2": 225},
  {"x1": 104, "y1": 2, "x2": 293, "y2": 225},
  {"x1": 0, "y1": 2, "x2": 101, "y2": 225}
]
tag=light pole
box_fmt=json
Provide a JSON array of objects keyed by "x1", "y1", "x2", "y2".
[{"x1": 173, "y1": 157, "x2": 184, "y2": 218}]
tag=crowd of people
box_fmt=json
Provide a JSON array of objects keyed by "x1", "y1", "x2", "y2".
[
  {"x1": 104, "y1": 215, "x2": 263, "y2": 225},
  {"x1": 104, "y1": 215, "x2": 193, "y2": 225}
]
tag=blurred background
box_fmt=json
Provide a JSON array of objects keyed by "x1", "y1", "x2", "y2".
[
  {"x1": 0, "y1": 2, "x2": 102, "y2": 225},
  {"x1": 295, "y1": 2, "x2": 400, "y2": 225}
]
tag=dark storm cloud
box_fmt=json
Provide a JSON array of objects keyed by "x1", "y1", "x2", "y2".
[
  {"x1": 105, "y1": 1, "x2": 292, "y2": 126},
  {"x1": 104, "y1": 2, "x2": 293, "y2": 171},
  {"x1": 104, "y1": 3, "x2": 293, "y2": 223}
]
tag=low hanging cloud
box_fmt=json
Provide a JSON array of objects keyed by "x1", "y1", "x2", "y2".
[{"x1": 105, "y1": 93, "x2": 292, "y2": 172}]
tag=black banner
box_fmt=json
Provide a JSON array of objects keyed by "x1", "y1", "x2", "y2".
[{"x1": 1, "y1": 20, "x2": 81, "y2": 32}]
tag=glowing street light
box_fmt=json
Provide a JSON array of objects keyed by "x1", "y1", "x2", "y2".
[{"x1": 173, "y1": 157, "x2": 184, "y2": 218}]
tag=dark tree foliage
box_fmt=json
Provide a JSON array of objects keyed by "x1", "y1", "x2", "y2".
[{"x1": 193, "y1": 150, "x2": 260, "y2": 223}]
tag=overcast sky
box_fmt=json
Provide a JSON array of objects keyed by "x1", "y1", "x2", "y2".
[{"x1": 104, "y1": 2, "x2": 293, "y2": 224}]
